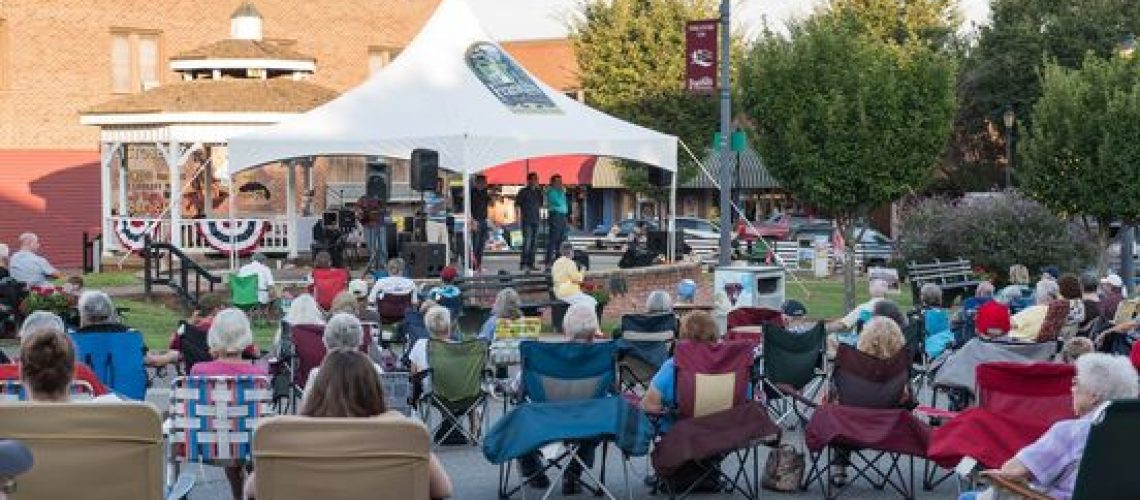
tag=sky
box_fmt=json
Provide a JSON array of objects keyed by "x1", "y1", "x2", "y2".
[{"x1": 468, "y1": 0, "x2": 993, "y2": 41}]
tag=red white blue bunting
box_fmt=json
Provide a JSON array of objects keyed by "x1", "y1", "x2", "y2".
[
  {"x1": 196, "y1": 219, "x2": 268, "y2": 254},
  {"x1": 113, "y1": 218, "x2": 158, "y2": 253}
]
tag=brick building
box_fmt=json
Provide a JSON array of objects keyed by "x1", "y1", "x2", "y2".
[{"x1": 0, "y1": 0, "x2": 582, "y2": 267}]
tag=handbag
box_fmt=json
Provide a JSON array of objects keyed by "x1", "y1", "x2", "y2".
[{"x1": 761, "y1": 443, "x2": 805, "y2": 492}]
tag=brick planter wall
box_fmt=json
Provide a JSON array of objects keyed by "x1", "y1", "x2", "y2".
[{"x1": 585, "y1": 262, "x2": 713, "y2": 322}]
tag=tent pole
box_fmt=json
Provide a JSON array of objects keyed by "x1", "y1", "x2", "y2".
[
  {"x1": 229, "y1": 172, "x2": 237, "y2": 273},
  {"x1": 463, "y1": 170, "x2": 472, "y2": 276},
  {"x1": 668, "y1": 168, "x2": 677, "y2": 263},
  {"x1": 285, "y1": 160, "x2": 298, "y2": 259}
]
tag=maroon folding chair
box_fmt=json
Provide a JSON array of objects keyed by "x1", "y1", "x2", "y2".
[
  {"x1": 926, "y1": 362, "x2": 1074, "y2": 477},
  {"x1": 376, "y1": 292, "x2": 413, "y2": 326},
  {"x1": 650, "y1": 339, "x2": 778, "y2": 499},
  {"x1": 726, "y1": 307, "x2": 784, "y2": 343}
]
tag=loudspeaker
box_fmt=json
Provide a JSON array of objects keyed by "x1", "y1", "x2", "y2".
[
  {"x1": 384, "y1": 221, "x2": 398, "y2": 258},
  {"x1": 648, "y1": 169, "x2": 673, "y2": 187},
  {"x1": 366, "y1": 159, "x2": 389, "y2": 200},
  {"x1": 400, "y1": 242, "x2": 446, "y2": 278},
  {"x1": 410, "y1": 149, "x2": 439, "y2": 192}
]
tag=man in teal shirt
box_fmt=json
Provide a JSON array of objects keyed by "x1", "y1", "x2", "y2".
[{"x1": 544, "y1": 174, "x2": 569, "y2": 267}]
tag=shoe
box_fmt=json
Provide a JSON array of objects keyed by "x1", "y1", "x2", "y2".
[
  {"x1": 525, "y1": 471, "x2": 550, "y2": 489},
  {"x1": 562, "y1": 473, "x2": 583, "y2": 495}
]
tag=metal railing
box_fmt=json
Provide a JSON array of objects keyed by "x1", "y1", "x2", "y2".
[{"x1": 142, "y1": 236, "x2": 222, "y2": 310}]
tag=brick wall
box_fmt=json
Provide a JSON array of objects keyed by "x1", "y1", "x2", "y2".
[{"x1": 585, "y1": 262, "x2": 712, "y2": 322}]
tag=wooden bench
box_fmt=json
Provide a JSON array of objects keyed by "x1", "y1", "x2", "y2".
[
  {"x1": 906, "y1": 258, "x2": 980, "y2": 307},
  {"x1": 454, "y1": 272, "x2": 566, "y2": 332}
]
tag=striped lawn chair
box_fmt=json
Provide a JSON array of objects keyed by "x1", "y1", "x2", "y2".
[
  {"x1": 0, "y1": 379, "x2": 95, "y2": 401},
  {"x1": 167, "y1": 375, "x2": 274, "y2": 486},
  {"x1": 379, "y1": 371, "x2": 414, "y2": 416}
]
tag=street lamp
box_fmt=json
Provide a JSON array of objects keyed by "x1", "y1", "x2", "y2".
[{"x1": 1003, "y1": 106, "x2": 1016, "y2": 188}]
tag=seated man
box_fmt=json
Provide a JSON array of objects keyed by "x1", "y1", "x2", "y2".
[
  {"x1": 237, "y1": 253, "x2": 275, "y2": 306},
  {"x1": 552, "y1": 242, "x2": 597, "y2": 308},
  {"x1": 0, "y1": 311, "x2": 108, "y2": 396},
  {"x1": 963, "y1": 353, "x2": 1138, "y2": 499},
  {"x1": 8, "y1": 233, "x2": 59, "y2": 287},
  {"x1": 826, "y1": 279, "x2": 888, "y2": 334},
  {"x1": 367, "y1": 258, "x2": 420, "y2": 305}
]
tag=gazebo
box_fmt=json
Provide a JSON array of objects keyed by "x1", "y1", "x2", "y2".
[
  {"x1": 226, "y1": 0, "x2": 679, "y2": 273},
  {"x1": 80, "y1": 2, "x2": 338, "y2": 257}
]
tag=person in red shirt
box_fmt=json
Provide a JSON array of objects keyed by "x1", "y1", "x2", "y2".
[
  {"x1": 0, "y1": 311, "x2": 108, "y2": 396},
  {"x1": 975, "y1": 292, "x2": 1012, "y2": 338}
]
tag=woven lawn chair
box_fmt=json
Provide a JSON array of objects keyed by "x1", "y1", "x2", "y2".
[
  {"x1": 0, "y1": 402, "x2": 164, "y2": 500},
  {"x1": 0, "y1": 379, "x2": 95, "y2": 401},
  {"x1": 982, "y1": 399, "x2": 1140, "y2": 500},
  {"x1": 253, "y1": 413, "x2": 433, "y2": 500},
  {"x1": 416, "y1": 339, "x2": 490, "y2": 448},
  {"x1": 167, "y1": 375, "x2": 274, "y2": 496}
]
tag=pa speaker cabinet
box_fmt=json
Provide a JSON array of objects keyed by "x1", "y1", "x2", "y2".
[
  {"x1": 410, "y1": 149, "x2": 439, "y2": 192},
  {"x1": 400, "y1": 242, "x2": 445, "y2": 278}
]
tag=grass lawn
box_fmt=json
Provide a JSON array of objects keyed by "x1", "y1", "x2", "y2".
[
  {"x1": 116, "y1": 298, "x2": 277, "y2": 350},
  {"x1": 784, "y1": 276, "x2": 913, "y2": 320},
  {"x1": 69, "y1": 271, "x2": 140, "y2": 288}
]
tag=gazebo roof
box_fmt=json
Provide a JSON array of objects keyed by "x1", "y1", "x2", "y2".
[
  {"x1": 171, "y1": 39, "x2": 314, "y2": 62},
  {"x1": 82, "y1": 78, "x2": 337, "y2": 115}
]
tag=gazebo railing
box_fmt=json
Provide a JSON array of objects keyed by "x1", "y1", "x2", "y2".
[{"x1": 108, "y1": 216, "x2": 291, "y2": 254}]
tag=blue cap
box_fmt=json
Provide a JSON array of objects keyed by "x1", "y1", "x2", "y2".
[{"x1": 0, "y1": 440, "x2": 32, "y2": 477}]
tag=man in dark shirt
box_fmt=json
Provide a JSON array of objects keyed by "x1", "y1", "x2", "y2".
[
  {"x1": 515, "y1": 172, "x2": 543, "y2": 271},
  {"x1": 470, "y1": 174, "x2": 491, "y2": 271}
]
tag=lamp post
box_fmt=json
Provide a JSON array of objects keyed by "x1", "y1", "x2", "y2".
[
  {"x1": 716, "y1": 0, "x2": 733, "y2": 266},
  {"x1": 1003, "y1": 106, "x2": 1016, "y2": 188}
]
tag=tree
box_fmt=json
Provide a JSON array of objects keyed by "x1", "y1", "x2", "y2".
[
  {"x1": 739, "y1": 14, "x2": 957, "y2": 309},
  {"x1": 570, "y1": 0, "x2": 719, "y2": 193},
  {"x1": 1018, "y1": 54, "x2": 1140, "y2": 273},
  {"x1": 954, "y1": 0, "x2": 1140, "y2": 182},
  {"x1": 831, "y1": 0, "x2": 961, "y2": 48}
]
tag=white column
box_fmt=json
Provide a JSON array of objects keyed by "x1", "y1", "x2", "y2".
[
  {"x1": 99, "y1": 142, "x2": 119, "y2": 253},
  {"x1": 118, "y1": 144, "x2": 129, "y2": 217},
  {"x1": 668, "y1": 168, "x2": 677, "y2": 263},
  {"x1": 286, "y1": 160, "x2": 298, "y2": 258},
  {"x1": 167, "y1": 142, "x2": 183, "y2": 248}
]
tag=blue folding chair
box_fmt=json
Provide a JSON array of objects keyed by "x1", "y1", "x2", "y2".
[
  {"x1": 70, "y1": 328, "x2": 148, "y2": 400},
  {"x1": 484, "y1": 340, "x2": 653, "y2": 499}
]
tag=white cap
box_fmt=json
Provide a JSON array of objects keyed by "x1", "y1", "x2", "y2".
[
  {"x1": 1102, "y1": 274, "x2": 1124, "y2": 288},
  {"x1": 348, "y1": 279, "x2": 369, "y2": 298}
]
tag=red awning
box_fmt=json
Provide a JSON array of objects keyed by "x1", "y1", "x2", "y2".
[{"x1": 482, "y1": 155, "x2": 597, "y2": 186}]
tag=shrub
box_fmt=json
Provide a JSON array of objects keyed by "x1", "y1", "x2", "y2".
[{"x1": 898, "y1": 191, "x2": 1097, "y2": 284}]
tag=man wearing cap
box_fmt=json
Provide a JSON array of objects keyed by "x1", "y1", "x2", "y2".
[
  {"x1": 237, "y1": 253, "x2": 275, "y2": 305},
  {"x1": 0, "y1": 440, "x2": 32, "y2": 500},
  {"x1": 782, "y1": 300, "x2": 814, "y2": 333},
  {"x1": 1101, "y1": 274, "x2": 1126, "y2": 320}
]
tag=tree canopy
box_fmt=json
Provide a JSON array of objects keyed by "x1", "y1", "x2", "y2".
[
  {"x1": 830, "y1": 0, "x2": 961, "y2": 48},
  {"x1": 570, "y1": 0, "x2": 719, "y2": 192}
]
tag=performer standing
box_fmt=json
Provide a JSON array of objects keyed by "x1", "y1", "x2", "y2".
[
  {"x1": 470, "y1": 174, "x2": 491, "y2": 272},
  {"x1": 356, "y1": 194, "x2": 386, "y2": 267},
  {"x1": 515, "y1": 172, "x2": 543, "y2": 271},
  {"x1": 544, "y1": 174, "x2": 569, "y2": 268}
]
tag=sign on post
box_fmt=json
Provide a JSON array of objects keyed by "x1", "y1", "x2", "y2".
[{"x1": 685, "y1": 20, "x2": 718, "y2": 93}]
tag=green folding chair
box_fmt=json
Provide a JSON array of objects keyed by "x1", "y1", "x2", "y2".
[
  {"x1": 984, "y1": 399, "x2": 1140, "y2": 500},
  {"x1": 230, "y1": 274, "x2": 269, "y2": 325},
  {"x1": 759, "y1": 322, "x2": 828, "y2": 428},
  {"x1": 416, "y1": 339, "x2": 490, "y2": 448}
]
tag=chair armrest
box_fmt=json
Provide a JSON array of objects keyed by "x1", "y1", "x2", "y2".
[{"x1": 979, "y1": 471, "x2": 1055, "y2": 500}]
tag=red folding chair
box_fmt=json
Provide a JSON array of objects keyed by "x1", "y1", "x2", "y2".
[
  {"x1": 309, "y1": 267, "x2": 350, "y2": 311},
  {"x1": 926, "y1": 362, "x2": 1075, "y2": 486},
  {"x1": 726, "y1": 307, "x2": 784, "y2": 343}
]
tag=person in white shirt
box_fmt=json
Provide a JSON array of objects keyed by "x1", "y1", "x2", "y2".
[
  {"x1": 367, "y1": 257, "x2": 419, "y2": 304},
  {"x1": 237, "y1": 253, "x2": 275, "y2": 305},
  {"x1": 8, "y1": 233, "x2": 59, "y2": 286},
  {"x1": 827, "y1": 279, "x2": 889, "y2": 333}
]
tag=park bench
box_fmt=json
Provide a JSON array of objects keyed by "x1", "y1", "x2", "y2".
[
  {"x1": 906, "y1": 258, "x2": 979, "y2": 307},
  {"x1": 454, "y1": 272, "x2": 566, "y2": 332}
]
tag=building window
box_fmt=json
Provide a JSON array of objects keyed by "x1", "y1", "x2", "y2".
[
  {"x1": 368, "y1": 46, "x2": 400, "y2": 74},
  {"x1": 111, "y1": 29, "x2": 162, "y2": 93}
]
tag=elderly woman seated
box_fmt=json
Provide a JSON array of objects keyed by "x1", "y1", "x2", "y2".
[
  {"x1": 613, "y1": 290, "x2": 677, "y2": 338},
  {"x1": 303, "y1": 313, "x2": 383, "y2": 394},
  {"x1": 552, "y1": 242, "x2": 597, "y2": 308},
  {"x1": 191, "y1": 308, "x2": 266, "y2": 377},
  {"x1": 919, "y1": 284, "x2": 953, "y2": 358},
  {"x1": 641, "y1": 311, "x2": 724, "y2": 431},
  {"x1": 1009, "y1": 279, "x2": 1061, "y2": 341},
  {"x1": 0, "y1": 312, "x2": 108, "y2": 396},
  {"x1": 478, "y1": 288, "x2": 524, "y2": 341},
  {"x1": 19, "y1": 312, "x2": 82, "y2": 403},
  {"x1": 75, "y1": 290, "x2": 130, "y2": 334},
  {"x1": 275, "y1": 294, "x2": 325, "y2": 345},
  {"x1": 964, "y1": 353, "x2": 1138, "y2": 500},
  {"x1": 962, "y1": 281, "x2": 996, "y2": 318}
]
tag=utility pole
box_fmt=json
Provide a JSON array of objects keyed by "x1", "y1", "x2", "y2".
[{"x1": 717, "y1": 0, "x2": 734, "y2": 266}]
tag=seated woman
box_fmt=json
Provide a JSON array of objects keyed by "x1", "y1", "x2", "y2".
[
  {"x1": 919, "y1": 284, "x2": 953, "y2": 359},
  {"x1": 857, "y1": 316, "x2": 907, "y2": 360},
  {"x1": 965, "y1": 353, "x2": 1138, "y2": 500},
  {"x1": 275, "y1": 294, "x2": 325, "y2": 345},
  {"x1": 146, "y1": 295, "x2": 259, "y2": 370},
  {"x1": 327, "y1": 290, "x2": 359, "y2": 316},
  {"x1": 424, "y1": 266, "x2": 462, "y2": 319},
  {"x1": 614, "y1": 290, "x2": 677, "y2": 338},
  {"x1": 641, "y1": 311, "x2": 722, "y2": 431},
  {"x1": 302, "y1": 313, "x2": 383, "y2": 395},
  {"x1": 961, "y1": 281, "x2": 996, "y2": 318},
  {"x1": 1009, "y1": 279, "x2": 1061, "y2": 341},
  {"x1": 367, "y1": 258, "x2": 420, "y2": 305},
  {"x1": 478, "y1": 288, "x2": 523, "y2": 341},
  {"x1": 408, "y1": 306, "x2": 480, "y2": 442},
  {"x1": 245, "y1": 350, "x2": 453, "y2": 500},
  {"x1": 308, "y1": 251, "x2": 350, "y2": 312},
  {"x1": 552, "y1": 242, "x2": 597, "y2": 308},
  {"x1": 976, "y1": 289, "x2": 1013, "y2": 338},
  {"x1": 0, "y1": 311, "x2": 108, "y2": 396},
  {"x1": 19, "y1": 312, "x2": 81, "y2": 402}
]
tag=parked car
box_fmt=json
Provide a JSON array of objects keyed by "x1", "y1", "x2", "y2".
[
  {"x1": 737, "y1": 212, "x2": 833, "y2": 241},
  {"x1": 850, "y1": 226, "x2": 895, "y2": 268},
  {"x1": 674, "y1": 217, "x2": 719, "y2": 240},
  {"x1": 591, "y1": 218, "x2": 660, "y2": 237}
]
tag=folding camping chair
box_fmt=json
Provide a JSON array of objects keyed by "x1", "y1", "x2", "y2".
[
  {"x1": 0, "y1": 379, "x2": 95, "y2": 401},
  {"x1": 416, "y1": 339, "x2": 490, "y2": 448},
  {"x1": 253, "y1": 413, "x2": 433, "y2": 500},
  {"x1": 614, "y1": 312, "x2": 677, "y2": 396},
  {"x1": 377, "y1": 291, "x2": 414, "y2": 346},
  {"x1": 309, "y1": 267, "x2": 350, "y2": 311},
  {"x1": 268, "y1": 321, "x2": 326, "y2": 414},
  {"x1": 231, "y1": 273, "x2": 270, "y2": 325},
  {"x1": 726, "y1": 307, "x2": 784, "y2": 341},
  {"x1": 0, "y1": 402, "x2": 164, "y2": 500},
  {"x1": 758, "y1": 322, "x2": 828, "y2": 427},
  {"x1": 928, "y1": 338, "x2": 1058, "y2": 411},
  {"x1": 488, "y1": 340, "x2": 632, "y2": 499},
  {"x1": 173, "y1": 321, "x2": 214, "y2": 375},
  {"x1": 649, "y1": 339, "x2": 776, "y2": 499},
  {"x1": 927, "y1": 362, "x2": 1075, "y2": 490},
  {"x1": 982, "y1": 399, "x2": 1140, "y2": 500},
  {"x1": 167, "y1": 375, "x2": 274, "y2": 496},
  {"x1": 70, "y1": 327, "x2": 149, "y2": 400}
]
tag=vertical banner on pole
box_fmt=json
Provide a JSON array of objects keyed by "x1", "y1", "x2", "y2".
[{"x1": 685, "y1": 20, "x2": 719, "y2": 93}]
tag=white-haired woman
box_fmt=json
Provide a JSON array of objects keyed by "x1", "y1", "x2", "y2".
[
  {"x1": 408, "y1": 306, "x2": 481, "y2": 442},
  {"x1": 302, "y1": 313, "x2": 384, "y2": 395},
  {"x1": 478, "y1": 288, "x2": 523, "y2": 341},
  {"x1": 645, "y1": 290, "x2": 673, "y2": 315},
  {"x1": 276, "y1": 293, "x2": 325, "y2": 344},
  {"x1": 967, "y1": 353, "x2": 1139, "y2": 500}
]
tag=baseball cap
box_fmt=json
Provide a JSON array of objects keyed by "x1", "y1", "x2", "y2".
[
  {"x1": 348, "y1": 279, "x2": 369, "y2": 298},
  {"x1": 0, "y1": 440, "x2": 32, "y2": 478},
  {"x1": 676, "y1": 279, "x2": 697, "y2": 301},
  {"x1": 440, "y1": 266, "x2": 459, "y2": 283},
  {"x1": 1102, "y1": 274, "x2": 1124, "y2": 288},
  {"x1": 782, "y1": 300, "x2": 808, "y2": 317}
]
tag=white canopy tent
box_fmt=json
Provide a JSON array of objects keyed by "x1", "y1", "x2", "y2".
[{"x1": 226, "y1": 0, "x2": 679, "y2": 273}]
